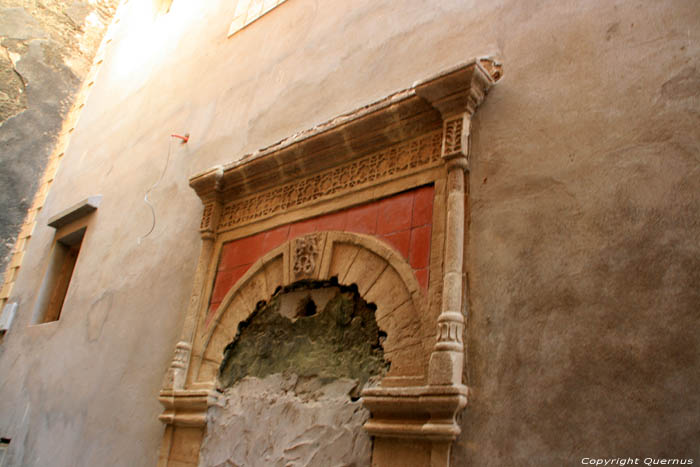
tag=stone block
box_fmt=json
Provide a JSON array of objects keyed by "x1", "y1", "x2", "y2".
[
  {"x1": 372, "y1": 437, "x2": 430, "y2": 467},
  {"x1": 262, "y1": 257, "x2": 284, "y2": 297},
  {"x1": 328, "y1": 243, "x2": 360, "y2": 282},
  {"x1": 376, "y1": 301, "x2": 421, "y2": 352},
  {"x1": 365, "y1": 267, "x2": 411, "y2": 314},
  {"x1": 169, "y1": 427, "x2": 203, "y2": 463},
  {"x1": 343, "y1": 248, "x2": 387, "y2": 295}
]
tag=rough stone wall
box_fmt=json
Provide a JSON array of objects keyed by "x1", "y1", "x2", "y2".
[
  {"x1": 0, "y1": 0, "x2": 118, "y2": 271},
  {"x1": 0, "y1": 1, "x2": 696, "y2": 466}
]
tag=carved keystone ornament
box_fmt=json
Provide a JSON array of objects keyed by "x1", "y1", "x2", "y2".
[{"x1": 293, "y1": 234, "x2": 320, "y2": 278}]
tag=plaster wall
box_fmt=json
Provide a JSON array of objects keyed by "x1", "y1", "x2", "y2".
[
  {"x1": 0, "y1": 0, "x2": 698, "y2": 466},
  {"x1": 0, "y1": 0, "x2": 117, "y2": 271}
]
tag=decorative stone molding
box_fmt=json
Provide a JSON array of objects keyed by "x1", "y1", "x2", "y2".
[
  {"x1": 158, "y1": 59, "x2": 499, "y2": 467},
  {"x1": 189, "y1": 166, "x2": 224, "y2": 238},
  {"x1": 442, "y1": 116, "x2": 464, "y2": 158},
  {"x1": 215, "y1": 131, "x2": 442, "y2": 232},
  {"x1": 158, "y1": 389, "x2": 213, "y2": 427},
  {"x1": 362, "y1": 384, "x2": 468, "y2": 440},
  {"x1": 292, "y1": 233, "x2": 321, "y2": 278}
]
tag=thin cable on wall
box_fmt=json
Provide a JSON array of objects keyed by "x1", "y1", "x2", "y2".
[{"x1": 138, "y1": 133, "x2": 189, "y2": 245}]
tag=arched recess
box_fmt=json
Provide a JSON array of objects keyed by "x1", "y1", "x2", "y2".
[{"x1": 190, "y1": 231, "x2": 428, "y2": 387}]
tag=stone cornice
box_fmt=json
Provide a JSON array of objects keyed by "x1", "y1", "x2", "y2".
[{"x1": 189, "y1": 59, "x2": 498, "y2": 210}]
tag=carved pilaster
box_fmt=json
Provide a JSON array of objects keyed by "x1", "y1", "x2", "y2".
[
  {"x1": 413, "y1": 59, "x2": 497, "y2": 389},
  {"x1": 160, "y1": 168, "x2": 223, "y2": 392},
  {"x1": 427, "y1": 159, "x2": 467, "y2": 385}
]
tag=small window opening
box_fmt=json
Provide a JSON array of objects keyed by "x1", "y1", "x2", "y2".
[
  {"x1": 33, "y1": 227, "x2": 86, "y2": 324},
  {"x1": 0, "y1": 438, "x2": 10, "y2": 467}
]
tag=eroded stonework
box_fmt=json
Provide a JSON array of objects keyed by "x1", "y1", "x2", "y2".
[{"x1": 218, "y1": 282, "x2": 388, "y2": 391}]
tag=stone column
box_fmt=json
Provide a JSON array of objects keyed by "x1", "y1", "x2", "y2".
[
  {"x1": 428, "y1": 113, "x2": 470, "y2": 386},
  {"x1": 414, "y1": 60, "x2": 498, "y2": 466}
]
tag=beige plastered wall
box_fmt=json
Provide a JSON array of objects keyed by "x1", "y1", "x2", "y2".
[{"x1": 0, "y1": 0, "x2": 698, "y2": 466}]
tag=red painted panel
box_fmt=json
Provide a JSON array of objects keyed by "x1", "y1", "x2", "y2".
[
  {"x1": 289, "y1": 217, "x2": 317, "y2": 239},
  {"x1": 211, "y1": 268, "x2": 235, "y2": 303},
  {"x1": 409, "y1": 225, "x2": 432, "y2": 270},
  {"x1": 415, "y1": 268, "x2": 430, "y2": 290},
  {"x1": 262, "y1": 224, "x2": 290, "y2": 253},
  {"x1": 313, "y1": 209, "x2": 347, "y2": 232},
  {"x1": 219, "y1": 233, "x2": 264, "y2": 270},
  {"x1": 377, "y1": 190, "x2": 413, "y2": 235},
  {"x1": 345, "y1": 202, "x2": 378, "y2": 235},
  {"x1": 412, "y1": 185, "x2": 434, "y2": 227},
  {"x1": 381, "y1": 230, "x2": 411, "y2": 260}
]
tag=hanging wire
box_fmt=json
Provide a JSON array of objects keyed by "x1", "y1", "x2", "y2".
[{"x1": 138, "y1": 137, "x2": 174, "y2": 245}]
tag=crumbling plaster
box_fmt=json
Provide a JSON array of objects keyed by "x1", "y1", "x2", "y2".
[
  {"x1": 201, "y1": 374, "x2": 373, "y2": 467},
  {"x1": 0, "y1": 0, "x2": 697, "y2": 466}
]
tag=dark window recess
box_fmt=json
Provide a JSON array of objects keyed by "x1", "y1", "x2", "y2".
[
  {"x1": 33, "y1": 227, "x2": 86, "y2": 323},
  {"x1": 0, "y1": 438, "x2": 10, "y2": 467}
]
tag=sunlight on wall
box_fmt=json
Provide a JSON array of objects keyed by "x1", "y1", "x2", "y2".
[
  {"x1": 228, "y1": 0, "x2": 287, "y2": 37},
  {"x1": 108, "y1": 1, "x2": 199, "y2": 87}
]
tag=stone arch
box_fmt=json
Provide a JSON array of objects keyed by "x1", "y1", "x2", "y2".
[{"x1": 192, "y1": 231, "x2": 428, "y2": 386}]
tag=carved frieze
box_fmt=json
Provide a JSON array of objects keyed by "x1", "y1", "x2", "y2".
[{"x1": 217, "y1": 131, "x2": 442, "y2": 232}]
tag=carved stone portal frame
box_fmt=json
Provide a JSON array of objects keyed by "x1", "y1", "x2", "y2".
[{"x1": 157, "y1": 59, "x2": 499, "y2": 467}]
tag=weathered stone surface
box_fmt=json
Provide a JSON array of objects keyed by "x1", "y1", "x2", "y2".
[
  {"x1": 218, "y1": 283, "x2": 388, "y2": 391},
  {"x1": 0, "y1": 8, "x2": 47, "y2": 40},
  {"x1": 201, "y1": 373, "x2": 372, "y2": 467}
]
